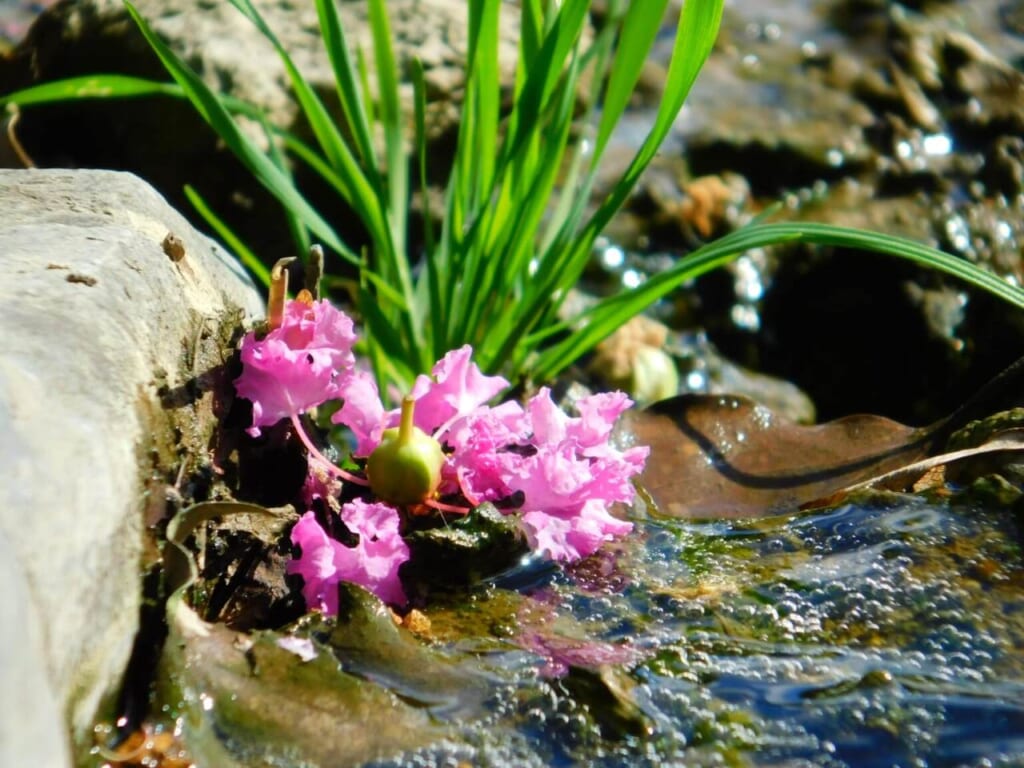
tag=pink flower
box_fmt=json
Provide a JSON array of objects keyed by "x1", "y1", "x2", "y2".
[
  {"x1": 521, "y1": 499, "x2": 634, "y2": 562},
  {"x1": 407, "y1": 346, "x2": 510, "y2": 438},
  {"x1": 235, "y1": 300, "x2": 356, "y2": 434},
  {"x1": 332, "y1": 368, "x2": 386, "y2": 457},
  {"x1": 502, "y1": 389, "x2": 648, "y2": 561},
  {"x1": 287, "y1": 502, "x2": 409, "y2": 612},
  {"x1": 230, "y1": 295, "x2": 652, "y2": 609}
]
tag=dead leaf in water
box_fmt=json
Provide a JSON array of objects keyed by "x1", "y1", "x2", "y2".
[
  {"x1": 630, "y1": 375, "x2": 1024, "y2": 518},
  {"x1": 629, "y1": 393, "x2": 940, "y2": 518}
]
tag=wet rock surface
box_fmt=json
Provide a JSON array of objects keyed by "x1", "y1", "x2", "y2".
[
  {"x1": 603, "y1": 0, "x2": 1024, "y2": 423},
  {"x1": 0, "y1": 168, "x2": 262, "y2": 764}
]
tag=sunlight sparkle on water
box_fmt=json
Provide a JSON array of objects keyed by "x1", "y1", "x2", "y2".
[
  {"x1": 621, "y1": 269, "x2": 643, "y2": 289},
  {"x1": 922, "y1": 133, "x2": 952, "y2": 156},
  {"x1": 601, "y1": 245, "x2": 625, "y2": 270}
]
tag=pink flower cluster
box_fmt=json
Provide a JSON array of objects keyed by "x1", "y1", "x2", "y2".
[{"x1": 234, "y1": 299, "x2": 648, "y2": 610}]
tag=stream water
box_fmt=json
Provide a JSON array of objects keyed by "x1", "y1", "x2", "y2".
[{"x1": 370, "y1": 493, "x2": 1024, "y2": 767}]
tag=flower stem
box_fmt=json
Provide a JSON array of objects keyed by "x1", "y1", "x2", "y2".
[
  {"x1": 290, "y1": 414, "x2": 368, "y2": 486},
  {"x1": 267, "y1": 257, "x2": 296, "y2": 330},
  {"x1": 398, "y1": 396, "x2": 416, "y2": 444},
  {"x1": 425, "y1": 498, "x2": 471, "y2": 515}
]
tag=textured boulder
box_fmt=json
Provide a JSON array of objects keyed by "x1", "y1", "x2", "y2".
[
  {"x1": 0, "y1": 0, "x2": 522, "y2": 259},
  {"x1": 0, "y1": 168, "x2": 263, "y2": 764}
]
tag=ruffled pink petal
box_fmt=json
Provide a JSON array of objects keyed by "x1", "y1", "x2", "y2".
[
  {"x1": 407, "y1": 345, "x2": 509, "y2": 436},
  {"x1": 569, "y1": 391, "x2": 633, "y2": 450},
  {"x1": 235, "y1": 300, "x2": 357, "y2": 433},
  {"x1": 525, "y1": 388, "x2": 569, "y2": 446},
  {"x1": 447, "y1": 401, "x2": 528, "y2": 503},
  {"x1": 287, "y1": 502, "x2": 409, "y2": 612},
  {"x1": 332, "y1": 368, "x2": 387, "y2": 456},
  {"x1": 520, "y1": 500, "x2": 633, "y2": 562},
  {"x1": 503, "y1": 446, "x2": 593, "y2": 512},
  {"x1": 287, "y1": 512, "x2": 342, "y2": 615},
  {"x1": 336, "y1": 499, "x2": 409, "y2": 605}
]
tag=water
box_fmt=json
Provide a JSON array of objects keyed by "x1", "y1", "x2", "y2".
[
  {"x1": 248, "y1": 493, "x2": 1001, "y2": 767},
  {"x1": 137, "y1": 488, "x2": 1024, "y2": 766}
]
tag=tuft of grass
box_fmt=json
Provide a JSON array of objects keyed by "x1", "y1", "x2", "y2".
[{"x1": 3, "y1": 0, "x2": 1022, "y2": 400}]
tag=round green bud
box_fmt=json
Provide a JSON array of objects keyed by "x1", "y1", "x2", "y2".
[{"x1": 367, "y1": 398, "x2": 445, "y2": 506}]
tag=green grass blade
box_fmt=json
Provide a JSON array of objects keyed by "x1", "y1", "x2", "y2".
[
  {"x1": 184, "y1": 184, "x2": 271, "y2": 287},
  {"x1": 465, "y1": 0, "x2": 501, "y2": 204},
  {"x1": 539, "y1": 17, "x2": 620, "y2": 255},
  {"x1": 593, "y1": 0, "x2": 669, "y2": 160},
  {"x1": 314, "y1": 0, "x2": 379, "y2": 170},
  {"x1": 123, "y1": 1, "x2": 354, "y2": 265},
  {"x1": 564, "y1": 0, "x2": 724, "y2": 281},
  {"x1": 2, "y1": 74, "x2": 282, "y2": 126},
  {"x1": 360, "y1": 269, "x2": 409, "y2": 311},
  {"x1": 498, "y1": 2, "x2": 589, "y2": 171},
  {"x1": 226, "y1": 0, "x2": 390, "y2": 254},
  {"x1": 260, "y1": 114, "x2": 311, "y2": 258},
  {"x1": 278, "y1": 130, "x2": 373, "y2": 215},
  {"x1": 458, "y1": 78, "x2": 577, "y2": 361},
  {"x1": 366, "y1": 0, "x2": 425, "y2": 371},
  {"x1": 410, "y1": 56, "x2": 441, "y2": 345},
  {"x1": 357, "y1": 283, "x2": 417, "y2": 397},
  {"x1": 227, "y1": 0, "x2": 344, "y2": 171},
  {"x1": 410, "y1": 58, "x2": 434, "y2": 258},
  {"x1": 479, "y1": 0, "x2": 724, "y2": 375},
  {"x1": 367, "y1": 0, "x2": 406, "y2": 254},
  {"x1": 518, "y1": 0, "x2": 544, "y2": 65},
  {"x1": 0, "y1": 74, "x2": 180, "y2": 105},
  {"x1": 528, "y1": 221, "x2": 1024, "y2": 382}
]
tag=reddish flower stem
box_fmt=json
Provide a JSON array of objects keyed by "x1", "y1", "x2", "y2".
[
  {"x1": 425, "y1": 498, "x2": 471, "y2": 515},
  {"x1": 290, "y1": 414, "x2": 369, "y2": 486}
]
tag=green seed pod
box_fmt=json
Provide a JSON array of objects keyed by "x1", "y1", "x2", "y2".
[{"x1": 367, "y1": 397, "x2": 445, "y2": 506}]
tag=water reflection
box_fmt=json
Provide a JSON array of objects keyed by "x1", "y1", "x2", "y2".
[{"x1": 435, "y1": 497, "x2": 1024, "y2": 767}]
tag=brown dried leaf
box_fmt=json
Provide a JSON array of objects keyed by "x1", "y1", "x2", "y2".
[{"x1": 629, "y1": 394, "x2": 940, "y2": 518}]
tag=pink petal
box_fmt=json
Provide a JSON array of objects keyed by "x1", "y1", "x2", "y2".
[
  {"x1": 407, "y1": 345, "x2": 509, "y2": 436},
  {"x1": 520, "y1": 500, "x2": 633, "y2": 562},
  {"x1": 235, "y1": 300, "x2": 357, "y2": 433},
  {"x1": 569, "y1": 391, "x2": 633, "y2": 449},
  {"x1": 497, "y1": 389, "x2": 646, "y2": 562},
  {"x1": 331, "y1": 368, "x2": 387, "y2": 456},
  {"x1": 336, "y1": 499, "x2": 409, "y2": 605},
  {"x1": 287, "y1": 512, "x2": 342, "y2": 615},
  {"x1": 287, "y1": 503, "x2": 410, "y2": 612},
  {"x1": 446, "y1": 401, "x2": 528, "y2": 503},
  {"x1": 525, "y1": 388, "x2": 569, "y2": 446}
]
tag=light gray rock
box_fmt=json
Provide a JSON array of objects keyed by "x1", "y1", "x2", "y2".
[{"x1": 0, "y1": 168, "x2": 263, "y2": 764}]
